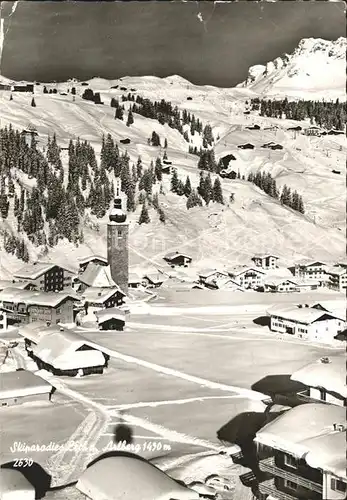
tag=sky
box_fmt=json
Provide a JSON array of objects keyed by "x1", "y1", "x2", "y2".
[{"x1": 1, "y1": 1, "x2": 346, "y2": 87}]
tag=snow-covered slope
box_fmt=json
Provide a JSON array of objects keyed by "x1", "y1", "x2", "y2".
[
  {"x1": 0, "y1": 54, "x2": 345, "y2": 277},
  {"x1": 238, "y1": 37, "x2": 346, "y2": 100}
]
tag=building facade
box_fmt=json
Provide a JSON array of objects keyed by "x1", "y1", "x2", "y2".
[
  {"x1": 78, "y1": 255, "x2": 108, "y2": 273},
  {"x1": 107, "y1": 180, "x2": 129, "y2": 295},
  {"x1": 252, "y1": 255, "x2": 279, "y2": 270},
  {"x1": 294, "y1": 262, "x2": 327, "y2": 280},
  {"x1": 228, "y1": 266, "x2": 265, "y2": 289},
  {"x1": 325, "y1": 267, "x2": 347, "y2": 292},
  {"x1": 14, "y1": 263, "x2": 75, "y2": 292},
  {"x1": 164, "y1": 252, "x2": 192, "y2": 268},
  {"x1": 0, "y1": 370, "x2": 53, "y2": 407}
]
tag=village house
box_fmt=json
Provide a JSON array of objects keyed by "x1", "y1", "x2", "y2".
[
  {"x1": 76, "y1": 455, "x2": 201, "y2": 500},
  {"x1": 142, "y1": 274, "x2": 165, "y2": 288},
  {"x1": 78, "y1": 255, "x2": 108, "y2": 273},
  {"x1": 227, "y1": 266, "x2": 265, "y2": 289},
  {"x1": 0, "y1": 287, "x2": 78, "y2": 326},
  {"x1": 293, "y1": 261, "x2": 328, "y2": 280},
  {"x1": 128, "y1": 273, "x2": 142, "y2": 289},
  {"x1": 0, "y1": 468, "x2": 36, "y2": 500},
  {"x1": 163, "y1": 251, "x2": 192, "y2": 268},
  {"x1": 304, "y1": 125, "x2": 324, "y2": 136},
  {"x1": 294, "y1": 279, "x2": 322, "y2": 292},
  {"x1": 263, "y1": 278, "x2": 299, "y2": 293},
  {"x1": 76, "y1": 263, "x2": 117, "y2": 292},
  {"x1": 0, "y1": 280, "x2": 36, "y2": 292},
  {"x1": 23, "y1": 327, "x2": 109, "y2": 377},
  {"x1": 325, "y1": 266, "x2": 347, "y2": 292},
  {"x1": 204, "y1": 275, "x2": 244, "y2": 291},
  {"x1": 267, "y1": 304, "x2": 346, "y2": 343},
  {"x1": 0, "y1": 370, "x2": 53, "y2": 407},
  {"x1": 13, "y1": 262, "x2": 76, "y2": 292},
  {"x1": 198, "y1": 269, "x2": 228, "y2": 286},
  {"x1": 290, "y1": 354, "x2": 346, "y2": 407},
  {"x1": 79, "y1": 286, "x2": 125, "y2": 316},
  {"x1": 94, "y1": 307, "x2": 126, "y2": 331},
  {"x1": 255, "y1": 403, "x2": 346, "y2": 500},
  {"x1": 252, "y1": 254, "x2": 279, "y2": 270}
]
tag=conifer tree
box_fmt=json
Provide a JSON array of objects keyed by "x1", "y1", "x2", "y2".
[
  {"x1": 170, "y1": 169, "x2": 179, "y2": 193},
  {"x1": 213, "y1": 178, "x2": 224, "y2": 204},
  {"x1": 158, "y1": 208, "x2": 166, "y2": 223},
  {"x1": 164, "y1": 138, "x2": 168, "y2": 149},
  {"x1": 184, "y1": 176, "x2": 192, "y2": 197},
  {"x1": 139, "y1": 203, "x2": 150, "y2": 224},
  {"x1": 126, "y1": 108, "x2": 134, "y2": 127},
  {"x1": 186, "y1": 190, "x2": 203, "y2": 209},
  {"x1": 31, "y1": 97, "x2": 36, "y2": 107},
  {"x1": 155, "y1": 158, "x2": 163, "y2": 181}
]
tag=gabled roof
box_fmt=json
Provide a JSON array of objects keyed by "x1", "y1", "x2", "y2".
[
  {"x1": 143, "y1": 274, "x2": 164, "y2": 284},
  {"x1": 264, "y1": 277, "x2": 298, "y2": 287},
  {"x1": 94, "y1": 307, "x2": 126, "y2": 324},
  {"x1": 290, "y1": 354, "x2": 347, "y2": 398},
  {"x1": 164, "y1": 251, "x2": 192, "y2": 262},
  {"x1": 80, "y1": 286, "x2": 125, "y2": 304},
  {"x1": 0, "y1": 287, "x2": 78, "y2": 308},
  {"x1": 76, "y1": 455, "x2": 200, "y2": 500},
  {"x1": 325, "y1": 266, "x2": 347, "y2": 276},
  {"x1": 13, "y1": 261, "x2": 75, "y2": 280},
  {"x1": 0, "y1": 280, "x2": 33, "y2": 291},
  {"x1": 0, "y1": 370, "x2": 52, "y2": 398},
  {"x1": 205, "y1": 276, "x2": 243, "y2": 290},
  {"x1": 267, "y1": 305, "x2": 343, "y2": 324},
  {"x1": 252, "y1": 254, "x2": 279, "y2": 260},
  {"x1": 128, "y1": 272, "x2": 141, "y2": 284},
  {"x1": 296, "y1": 260, "x2": 327, "y2": 268},
  {"x1": 198, "y1": 269, "x2": 228, "y2": 279},
  {"x1": 305, "y1": 431, "x2": 346, "y2": 479},
  {"x1": 78, "y1": 263, "x2": 117, "y2": 288},
  {"x1": 227, "y1": 265, "x2": 265, "y2": 277},
  {"x1": 78, "y1": 254, "x2": 108, "y2": 266},
  {"x1": 255, "y1": 403, "x2": 346, "y2": 460}
]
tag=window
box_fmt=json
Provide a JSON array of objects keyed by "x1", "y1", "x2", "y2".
[
  {"x1": 284, "y1": 455, "x2": 297, "y2": 469},
  {"x1": 331, "y1": 478, "x2": 346, "y2": 492},
  {"x1": 284, "y1": 479, "x2": 298, "y2": 491}
]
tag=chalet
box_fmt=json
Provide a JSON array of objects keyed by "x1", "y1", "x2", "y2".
[
  {"x1": 293, "y1": 261, "x2": 327, "y2": 280},
  {"x1": 187, "y1": 96, "x2": 193, "y2": 100},
  {"x1": 78, "y1": 255, "x2": 108, "y2": 273},
  {"x1": 79, "y1": 286, "x2": 125, "y2": 315},
  {"x1": 287, "y1": 126, "x2": 302, "y2": 131},
  {"x1": 252, "y1": 254, "x2": 279, "y2": 270},
  {"x1": 238, "y1": 143, "x2": 254, "y2": 150},
  {"x1": 0, "y1": 468, "x2": 35, "y2": 500},
  {"x1": 13, "y1": 262, "x2": 76, "y2": 292},
  {"x1": 220, "y1": 169, "x2": 237, "y2": 179},
  {"x1": 220, "y1": 153, "x2": 237, "y2": 169},
  {"x1": 77, "y1": 263, "x2": 117, "y2": 292},
  {"x1": 293, "y1": 279, "x2": 321, "y2": 292},
  {"x1": 261, "y1": 142, "x2": 277, "y2": 149},
  {"x1": 142, "y1": 274, "x2": 165, "y2": 288},
  {"x1": 0, "y1": 280, "x2": 36, "y2": 292},
  {"x1": 326, "y1": 129, "x2": 345, "y2": 136},
  {"x1": 227, "y1": 266, "x2": 265, "y2": 289},
  {"x1": 94, "y1": 307, "x2": 126, "y2": 331},
  {"x1": 128, "y1": 273, "x2": 142, "y2": 289},
  {"x1": 245, "y1": 124, "x2": 260, "y2": 130},
  {"x1": 162, "y1": 160, "x2": 172, "y2": 165},
  {"x1": 325, "y1": 266, "x2": 347, "y2": 292},
  {"x1": 263, "y1": 278, "x2": 299, "y2": 293},
  {"x1": 290, "y1": 354, "x2": 346, "y2": 407},
  {"x1": 76, "y1": 455, "x2": 200, "y2": 500},
  {"x1": 27, "y1": 328, "x2": 109, "y2": 376},
  {"x1": 0, "y1": 84, "x2": 12, "y2": 91},
  {"x1": 0, "y1": 370, "x2": 53, "y2": 407},
  {"x1": 204, "y1": 276, "x2": 244, "y2": 291},
  {"x1": 198, "y1": 269, "x2": 228, "y2": 285},
  {"x1": 163, "y1": 251, "x2": 192, "y2": 268},
  {"x1": 120, "y1": 138, "x2": 131, "y2": 144},
  {"x1": 267, "y1": 305, "x2": 346, "y2": 343},
  {"x1": 304, "y1": 126, "x2": 323, "y2": 137},
  {"x1": 255, "y1": 403, "x2": 346, "y2": 500},
  {"x1": 269, "y1": 144, "x2": 283, "y2": 150},
  {"x1": 13, "y1": 84, "x2": 34, "y2": 92},
  {"x1": 0, "y1": 287, "x2": 78, "y2": 326}
]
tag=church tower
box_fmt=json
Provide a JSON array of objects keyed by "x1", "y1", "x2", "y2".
[{"x1": 107, "y1": 178, "x2": 129, "y2": 295}]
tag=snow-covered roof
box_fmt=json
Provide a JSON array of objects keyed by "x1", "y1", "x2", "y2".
[
  {"x1": 294, "y1": 279, "x2": 321, "y2": 287},
  {"x1": 255, "y1": 403, "x2": 346, "y2": 461},
  {"x1": 290, "y1": 354, "x2": 347, "y2": 398},
  {"x1": 227, "y1": 265, "x2": 265, "y2": 277},
  {"x1": 252, "y1": 254, "x2": 279, "y2": 260},
  {"x1": 296, "y1": 260, "x2": 327, "y2": 268},
  {"x1": 0, "y1": 280, "x2": 33, "y2": 291},
  {"x1": 76, "y1": 455, "x2": 200, "y2": 500},
  {"x1": 264, "y1": 277, "x2": 297, "y2": 287},
  {"x1": 143, "y1": 274, "x2": 164, "y2": 284},
  {"x1": 80, "y1": 286, "x2": 125, "y2": 304},
  {"x1": 18, "y1": 322, "x2": 60, "y2": 344},
  {"x1": 205, "y1": 276, "x2": 243, "y2": 290},
  {"x1": 78, "y1": 264, "x2": 117, "y2": 288},
  {"x1": 78, "y1": 254, "x2": 108, "y2": 266},
  {"x1": 94, "y1": 307, "x2": 126, "y2": 324},
  {"x1": 311, "y1": 302, "x2": 346, "y2": 321},
  {"x1": 164, "y1": 251, "x2": 192, "y2": 262},
  {"x1": 0, "y1": 468, "x2": 35, "y2": 499},
  {"x1": 0, "y1": 370, "x2": 52, "y2": 399},
  {"x1": 128, "y1": 272, "x2": 141, "y2": 283},
  {"x1": 325, "y1": 266, "x2": 347, "y2": 276},
  {"x1": 0, "y1": 288, "x2": 78, "y2": 308},
  {"x1": 31, "y1": 329, "x2": 106, "y2": 369},
  {"x1": 13, "y1": 262, "x2": 75, "y2": 280},
  {"x1": 198, "y1": 268, "x2": 227, "y2": 279},
  {"x1": 267, "y1": 305, "x2": 344, "y2": 324},
  {"x1": 305, "y1": 431, "x2": 346, "y2": 479}
]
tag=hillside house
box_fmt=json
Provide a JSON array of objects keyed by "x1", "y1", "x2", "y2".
[
  {"x1": 267, "y1": 305, "x2": 346, "y2": 343},
  {"x1": 78, "y1": 255, "x2": 108, "y2": 273},
  {"x1": 255, "y1": 403, "x2": 346, "y2": 500},
  {"x1": 304, "y1": 126, "x2": 324, "y2": 137},
  {"x1": 163, "y1": 252, "x2": 192, "y2": 268},
  {"x1": 0, "y1": 468, "x2": 35, "y2": 500},
  {"x1": 287, "y1": 126, "x2": 302, "y2": 131},
  {"x1": 76, "y1": 455, "x2": 200, "y2": 500},
  {"x1": 252, "y1": 254, "x2": 279, "y2": 270},
  {"x1": 142, "y1": 274, "x2": 165, "y2": 288},
  {"x1": 269, "y1": 143, "x2": 283, "y2": 150},
  {"x1": 293, "y1": 261, "x2": 327, "y2": 280},
  {"x1": 227, "y1": 266, "x2": 265, "y2": 289},
  {"x1": 128, "y1": 273, "x2": 142, "y2": 289},
  {"x1": 25, "y1": 327, "x2": 109, "y2": 376},
  {"x1": 79, "y1": 287, "x2": 125, "y2": 315},
  {"x1": 263, "y1": 278, "x2": 299, "y2": 293},
  {"x1": 325, "y1": 266, "x2": 347, "y2": 292},
  {"x1": 0, "y1": 287, "x2": 78, "y2": 326},
  {"x1": 220, "y1": 168, "x2": 237, "y2": 179},
  {"x1": 238, "y1": 143, "x2": 255, "y2": 150},
  {"x1": 198, "y1": 269, "x2": 228, "y2": 285},
  {"x1": 290, "y1": 354, "x2": 346, "y2": 407},
  {"x1": 120, "y1": 138, "x2": 131, "y2": 144},
  {"x1": 204, "y1": 276, "x2": 244, "y2": 291},
  {"x1": 246, "y1": 124, "x2": 260, "y2": 130},
  {"x1": 13, "y1": 262, "x2": 76, "y2": 292},
  {"x1": 77, "y1": 263, "x2": 116, "y2": 292},
  {"x1": 0, "y1": 370, "x2": 53, "y2": 407},
  {"x1": 21, "y1": 129, "x2": 38, "y2": 147},
  {"x1": 94, "y1": 307, "x2": 126, "y2": 331}
]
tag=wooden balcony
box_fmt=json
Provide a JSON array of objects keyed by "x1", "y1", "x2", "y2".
[
  {"x1": 259, "y1": 456, "x2": 322, "y2": 494},
  {"x1": 259, "y1": 478, "x2": 298, "y2": 500}
]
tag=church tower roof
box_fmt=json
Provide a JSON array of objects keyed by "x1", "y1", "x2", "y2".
[{"x1": 109, "y1": 178, "x2": 127, "y2": 223}]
